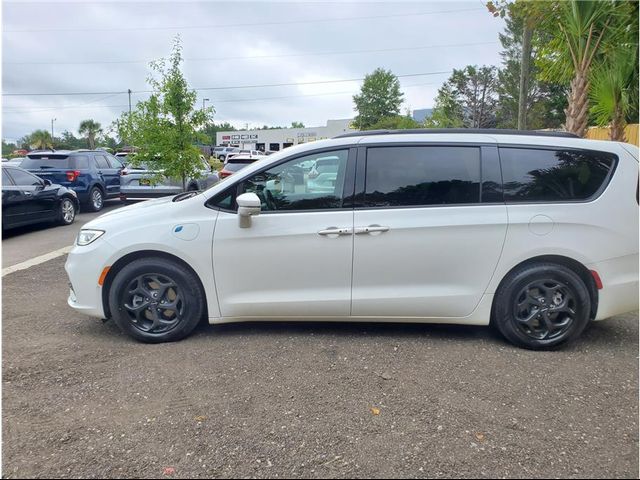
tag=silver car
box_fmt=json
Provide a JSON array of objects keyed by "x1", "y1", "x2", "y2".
[{"x1": 120, "y1": 155, "x2": 219, "y2": 201}]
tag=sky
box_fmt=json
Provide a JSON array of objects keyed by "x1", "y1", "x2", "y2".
[{"x1": 1, "y1": 0, "x2": 506, "y2": 143}]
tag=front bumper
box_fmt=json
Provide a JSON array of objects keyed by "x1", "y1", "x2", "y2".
[{"x1": 65, "y1": 238, "x2": 117, "y2": 319}]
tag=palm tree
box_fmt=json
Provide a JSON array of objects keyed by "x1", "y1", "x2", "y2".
[
  {"x1": 553, "y1": 1, "x2": 627, "y2": 137},
  {"x1": 78, "y1": 119, "x2": 102, "y2": 149},
  {"x1": 589, "y1": 46, "x2": 637, "y2": 142},
  {"x1": 28, "y1": 130, "x2": 53, "y2": 150}
]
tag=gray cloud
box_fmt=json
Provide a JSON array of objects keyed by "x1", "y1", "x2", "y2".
[{"x1": 2, "y1": 1, "x2": 505, "y2": 142}]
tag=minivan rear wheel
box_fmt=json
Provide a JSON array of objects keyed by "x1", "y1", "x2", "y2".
[
  {"x1": 108, "y1": 258, "x2": 205, "y2": 343},
  {"x1": 493, "y1": 263, "x2": 591, "y2": 349}
]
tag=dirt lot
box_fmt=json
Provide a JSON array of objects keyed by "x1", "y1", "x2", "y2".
[{"x1": 2, "y1": 256, "x2": 638, "y2": 478}]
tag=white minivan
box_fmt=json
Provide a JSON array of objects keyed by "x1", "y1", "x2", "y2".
[{"x1": 65, "y1": 130, "x2": 639, "y2": 349}]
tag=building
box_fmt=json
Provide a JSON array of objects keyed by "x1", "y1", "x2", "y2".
[{"x1": 216, "y1": 119, "x2": 356, "y2": 152}]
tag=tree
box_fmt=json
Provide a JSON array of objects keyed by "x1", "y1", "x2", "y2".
[
  {"x1": 369, "y1": 115, "x2": 421, "y2": 130},
  {"x1": 2, "y1": 140, "x2": 17, "y2": 156},
  {"x1": 27, "y1": 130, "x2": 54, "y2": 150},
  {"x1": 589, "y1": 46, "x2": 637, "y2": 141},
  {"x1": 427, "y1": 66, "x2": 499, "y2": 128},
  {"x1": 290, "y1": 121, "x2": 305, "y2": 128},
  {"x1": 201, "y1": 122, "x2": 236, "y2": 144},
  {"x1": 116, "y1": 36, "x2": 213, "y2": 190},
  {"x1": 353, "y1": 68, "x2": 404, "y2": 130},
  {"x1": 494, "y1": 6, "x2": 568, "y2": 129},
  {"x1": 78, "y1": 119, "x2": 102, "y2": 149},
  {"x1": 536, "y1": 0, "x2": 631, "y2": 136}
]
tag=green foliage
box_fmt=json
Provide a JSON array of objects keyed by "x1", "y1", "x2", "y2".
[
  {"x1": 369, "y1": 115, "x2": 421, "y2": 130},
  {"x1": 26, "y1": 130, "x2": 54, "y2": 150},
  {"x1": 2, "y1": 140, "x2": 17, "y2": 156},
  {"x1": 495, "y1": 10, "x2": 568, "y2": 129},
  {"x1": 427, "y1": 66, "x2": 499, "y2": 128},
  {"x1": 201, "y1": 122, "x2": 236, "y2": 144},
  {"x1": 78, "y1": 119, "x2": 102, "y2": 149},
  {"x1": 589, "y1": 46, "x2": 637, "y2": 126},
  {"x1": 116, "y1": 36, "x2": 213, "y2": 189},
  {"x1": 290, "y1": 121, "x2": 305, "y2": 128},
  {"x1": 353, "y1": 68, "x2": 404, "y2": 130}
]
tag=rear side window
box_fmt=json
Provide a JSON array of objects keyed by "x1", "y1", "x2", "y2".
[
  {"x1": 70, "y1": 155, "x2": 89, "y2": 169},
  {"x1": 364, "y1": 146, "x2": 481, "y2": 207},
  {"x1": 500, "y1": 148, "x2": 616, "y2": 202},
  {"x1": 94, "y1": 155, "x2": 110, "y2": 169}
]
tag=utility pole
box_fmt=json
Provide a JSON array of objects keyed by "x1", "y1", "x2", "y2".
[
  {"x1": 202, "y1": 98, "x2": 210, "y2": 111},
  {"x1": 51, "y1": 118, "x2": 56, "y2": 139},
  {"x1": 128, "y1": 89, "x2": 132, "y2": 113}
]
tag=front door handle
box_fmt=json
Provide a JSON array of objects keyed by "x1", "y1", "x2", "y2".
[
  {"x1": 354, "y1": 225, "x2": 390, "y2": 235},
  {"x1": 318, "y1": 227, "x2": 352, "y2": 236}
]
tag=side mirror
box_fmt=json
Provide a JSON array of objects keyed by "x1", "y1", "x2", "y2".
[{"x1": 237, "y1": 192, "x2": 261, "y2": 228}]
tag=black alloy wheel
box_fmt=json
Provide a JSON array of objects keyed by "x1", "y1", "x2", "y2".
[
  {"x1": 109, "y1": 257, "x2": 205, "y2": 343},
  {"x1": 493, "y1": 263, "x2": 591, "y2": 349}
]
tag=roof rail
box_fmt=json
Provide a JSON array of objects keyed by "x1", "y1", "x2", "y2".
[{"x1": 333, "y1": 128, "x2": 580, "y2": 139}]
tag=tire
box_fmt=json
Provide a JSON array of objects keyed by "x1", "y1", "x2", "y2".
[
  {"x1": 58, "y1": 196, "x2": 77, "y2": 225},
  {"x1": 108, "y1": 257, "x2": 205, "y2": 343},
  {"x1": 87, "y1": 186, "x2": 104, "y2": 212},
  {"x1": 492, "y1": 263, "x2": 591, "y2": 350}
]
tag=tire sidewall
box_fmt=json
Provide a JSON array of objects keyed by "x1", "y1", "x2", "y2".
[
  {"x1": 59, "y1": 197, "x2": 76, "y2": 225},
  {"x1": 88, "y1": 186, "x2": 104, "y2": 212},
  {"x1": 494, "y1": 264, "x2": 591, "y2": 349},
  {"x1": 108, "y1": 259, "x2": 205, "y2": 343}
]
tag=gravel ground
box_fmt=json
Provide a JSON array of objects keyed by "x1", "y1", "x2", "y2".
[{"x1": 2, "y1": 256, "x2": 638, "y2": 479}]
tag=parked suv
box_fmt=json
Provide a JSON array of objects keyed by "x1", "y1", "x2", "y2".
[
  {"x1": 215, "y1": 147, "x2": 240, "y2": 162},
  {"x1": 22, "y1": 150, "x2": 121, "y2": 212},
  {"x1": 66, "y1": 130, "x2": 639, "y2": 348}
]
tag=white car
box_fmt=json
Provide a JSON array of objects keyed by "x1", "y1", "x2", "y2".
[{"x1": 65, "y1": 130, "x2": 639, "y2": 349}]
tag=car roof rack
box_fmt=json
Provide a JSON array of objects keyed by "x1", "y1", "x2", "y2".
[{"x1": 333, "y1": 128, "x2": 580, "y2": 139}]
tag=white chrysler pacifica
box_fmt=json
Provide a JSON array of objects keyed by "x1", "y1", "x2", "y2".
[{"x1": 65, "y1": 130, "x2": 639, "y2": 349}]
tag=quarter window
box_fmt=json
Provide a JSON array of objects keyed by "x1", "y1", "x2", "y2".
[
  {"x1": 500, "y1": 148, "x2": 616, "y2": 202},
  {"x1": 2, "y1": 169, "x2": 14, "y2": 186},
  {"x1": 240, "y1": 150, "x2": 349, "y2": 211},
  {"x1": 364, "y1": 146, "x2": 481, "y2": 207}
]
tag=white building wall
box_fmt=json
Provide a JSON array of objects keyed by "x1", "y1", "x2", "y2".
[{"x1": 216, "y1": 119, "x2": 357, "y2": 151}]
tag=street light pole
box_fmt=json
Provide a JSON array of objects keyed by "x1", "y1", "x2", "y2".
[
  {"x1": 202, "y1": 98, "x2": 210, "y2": 111},
  {"x1": 128, "y1": 89, "x2": 132, "y2": 113},
  {"x1": 51, "y1": 118, "x2": 56, "y2": 139}
]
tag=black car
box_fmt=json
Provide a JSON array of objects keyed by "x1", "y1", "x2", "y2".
[
  {"x1": 2, "y1": 165, "x2": 80, "y2": 231},
  {"x1": 21, "y1": 149, "x2": 122, "y2": 212}
]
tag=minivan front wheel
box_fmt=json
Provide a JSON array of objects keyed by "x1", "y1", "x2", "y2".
[
  {"x1": 493, "y1": 263, "x2": 591, "y2": 349},
  {"x1": 88, "y1": 187, "x2": 104, "y2": 212},
  {"x1": 108, "y1": 258, "x2": 205, "y2": 343}
]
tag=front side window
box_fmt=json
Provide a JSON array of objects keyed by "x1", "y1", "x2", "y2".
[
  {"x1": 240, "y1": 149, "x2": 349, "y2": 211},
  {"x1": 9, "y1": 169, "x2": 42, "y2": 186},
  {"x1": 364, "y1": 146, "x2": 481, "y2": 207},
  {"x1": 500, "y1": 148, "x2": 617, "y2": 202}
]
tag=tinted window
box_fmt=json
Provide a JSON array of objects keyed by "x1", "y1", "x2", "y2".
[
  {"x1": 9, "y1": 169, "x2": 42, "y2": 186},
  {"x1": 21, "y1": 156, "x2": 70, "y2": 169},
  {"x1": 106, "y1": 155, "x2": 123, "y2": 169},
  {"x1": 241, "y1": 149, "x2": 349, "y2": 211},
  {"x1": 2, "y1": 169, "x2": 14, "y2": 187},
  {"x1": 94, "y1": 155, "x2": 110, "y2": 169},
  {"x1": 71, "y1": 155, "x2": 89, "y2": 169},
  {"x1": 364, "y1": 146, "x2": 480, "y2": 207},
  {"x1": 500, "y1": 148, "x2": 616, "y2": 202}
]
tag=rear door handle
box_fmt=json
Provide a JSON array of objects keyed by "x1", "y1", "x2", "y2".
[
  {"x1": 354, "y1": 225, "x2": 390, "y2": 235},
  {"x1": 318, "y1": 227, "x2": 352, "y2": 236},
  {"x1": 24, "y1": 191, "x2": 33, "y2": 196}
]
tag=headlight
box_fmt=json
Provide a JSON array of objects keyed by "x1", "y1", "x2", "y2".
[{"x1": 76, "y1": 229, "x2": 105, "y2": 246}]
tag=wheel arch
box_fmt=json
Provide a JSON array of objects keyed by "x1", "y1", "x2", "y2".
[
  {"x1": 101, "y1": 249, "x2": 208, "y2": 320},
  {"x1": 491, "y1": 254, "x2": 598, "y2": 321}
]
